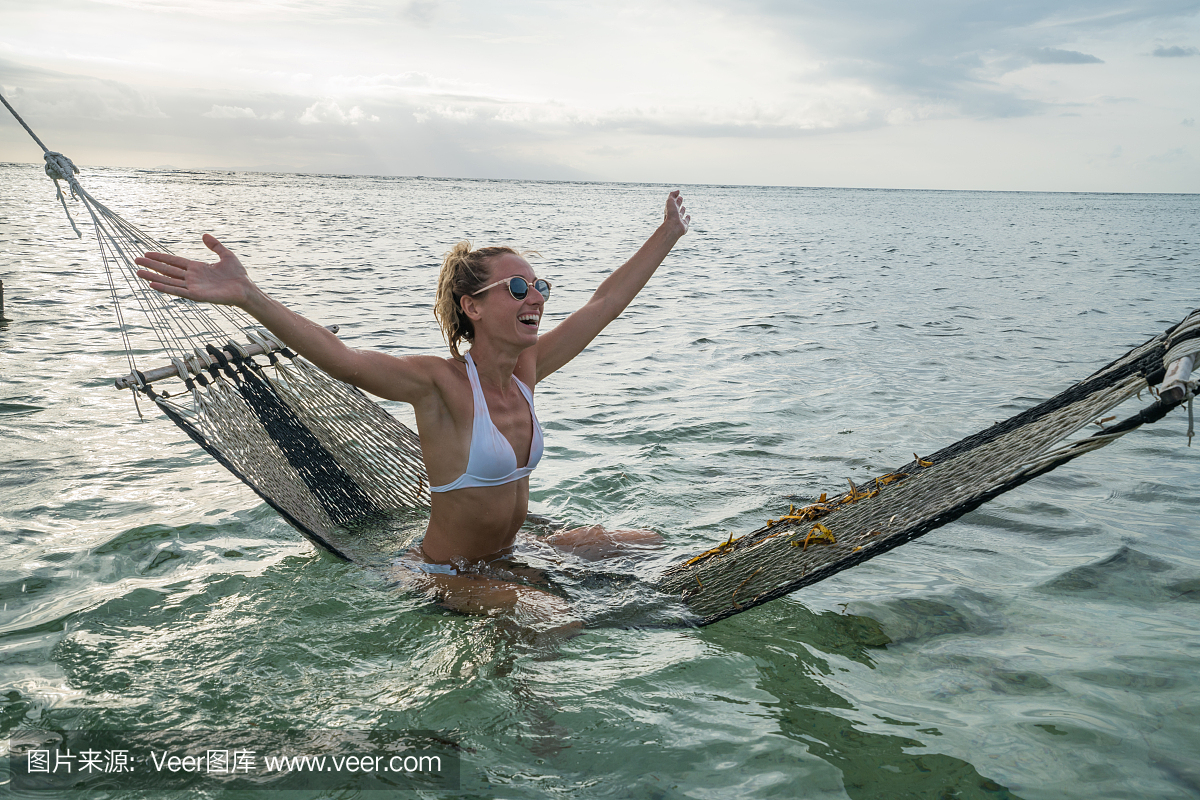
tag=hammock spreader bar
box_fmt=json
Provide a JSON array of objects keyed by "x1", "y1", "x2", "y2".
[{"x1": 113, "y1": 326, "x2": 340, "y2": 390}]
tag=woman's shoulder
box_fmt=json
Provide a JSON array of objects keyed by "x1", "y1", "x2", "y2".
[
  {"x1": 396, "y1": 353, "x2": 466, "y2": 384},
  {"x1": 421, "y1": 353, "x2": 471, "y2": 392}
]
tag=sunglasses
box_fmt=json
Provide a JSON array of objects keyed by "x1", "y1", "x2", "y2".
[{"x1": 471, "y1": 275, "x2": 552, "y2": 301}]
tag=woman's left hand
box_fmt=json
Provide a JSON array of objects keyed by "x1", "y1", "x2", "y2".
[{"x1": 663, "y1": 190, "x2": 691, "y2": 238}]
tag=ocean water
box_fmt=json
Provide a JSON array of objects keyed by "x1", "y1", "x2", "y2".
[{"x1": 1, "y1": 161, "x2": 1199, "y2": 798}]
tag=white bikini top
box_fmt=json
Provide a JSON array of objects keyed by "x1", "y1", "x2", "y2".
[{"x1": 428, "y1": 352, "x2": 544, "y2": 493}]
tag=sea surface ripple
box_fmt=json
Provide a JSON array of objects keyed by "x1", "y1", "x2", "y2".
[{"x1": 1, "y1": 163, "x2": 1199, "y2": 798}]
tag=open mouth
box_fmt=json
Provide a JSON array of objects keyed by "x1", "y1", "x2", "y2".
[{"x1": 519, "y1": 314, "x2": 540, "y2": 328}]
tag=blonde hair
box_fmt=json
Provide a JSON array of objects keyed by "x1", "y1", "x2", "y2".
[{"x1": 434, "y1": 242, "x2": 519, "y2": 358}]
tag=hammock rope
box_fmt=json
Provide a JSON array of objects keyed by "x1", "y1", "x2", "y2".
[{"x1": 4, "y1": 91, "x2": 1196, "y2": 625}]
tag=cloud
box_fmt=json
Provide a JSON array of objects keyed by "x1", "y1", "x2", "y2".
[
  {"x1": 404, "y1": 92, "x2": 893, "y2": 140},
  {"x1": 298, "y1": 100, "x2": 379, "y2": 125},
  {"x1": 1087, "y1": 143, "x2": 1123, "y2": 166},
  {"x1": 0, "y1": 58, "x2": 166, "y2": 122},
  {"x1": 1152, "y1": 44, "x2": 1200, "y2": 57},
  {"x1": 1144, "y1": 147, "x2": 1189, "y2": 164},
  {"x1": 321, "y1": 71, "x2": 492, "y2": 99},
  {"x1": 201, "y1": 105, "x2": 285, "y2": 120},
  {"x1": 700, "y1": 0, "x2": 1191, "y2": 122},
  {"x1": 400, "y1": 0, "x2": 440, "y2": 25},
  {"x1": 4, "y1": 1, "x2": 1199, "y2": 190},
  {"x1": 1027, "y1": 48, "x2": 1104, "y2": 64},
  {"x1": 202, "y1": 105, "x2": 257, "y2": 119},
  {"x1": 86, "y1": 0, "x2": 399, "y2": 21},
  {"x1": 413, "y1": 104, "x2": 480, "y2": 124}
]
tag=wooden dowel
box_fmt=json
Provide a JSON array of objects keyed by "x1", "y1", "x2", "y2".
[{"x1": 112, "y1": 325, "x2": 340, "y2": 390}]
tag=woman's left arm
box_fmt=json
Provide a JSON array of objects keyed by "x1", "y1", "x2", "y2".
[{"x1": 534, "y1": 191, "x2": 690, "y2": 382}]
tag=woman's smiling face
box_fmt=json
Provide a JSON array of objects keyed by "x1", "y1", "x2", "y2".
[{"x1": 471, "y1": 253, "x2": 546, "y2": 345}]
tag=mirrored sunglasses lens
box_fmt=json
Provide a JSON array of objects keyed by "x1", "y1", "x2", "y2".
[
  {"x1": 507, "y1": 277, "x2": 529, "y2": 300},
  {"x1": 533, "y1": 279, "x2": 550, "y2": 299}
]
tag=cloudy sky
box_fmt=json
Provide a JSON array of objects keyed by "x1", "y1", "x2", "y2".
[{"x1": 2, "y1": 0, "x2": 1198, "y2": 191}]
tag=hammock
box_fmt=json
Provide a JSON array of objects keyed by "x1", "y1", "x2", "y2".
[
  {"x1": 656, "y1": 316, "x2": 1198, "y2": 623},
  {"x1": 2, "y1": 92, "x2": 430, "y2": 560},
  {"x1": 5, "y1": 93, "x2": 1197, "y2": 625}
]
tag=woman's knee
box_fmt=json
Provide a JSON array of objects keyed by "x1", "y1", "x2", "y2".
[
  {"x1": 610, "y1": 528, "x2": 663, "y2": 546},
  {"x1": 546, "y1": 525, "x2": 663, "y2": 559}
]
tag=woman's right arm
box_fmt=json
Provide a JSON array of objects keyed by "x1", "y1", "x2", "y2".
[{"x1": 135, "y1": 233, "x2": 435, "y2": 403}]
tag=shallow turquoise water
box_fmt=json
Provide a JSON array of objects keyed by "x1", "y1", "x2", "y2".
[{"x1": 1, "y1": 162, "x2": 1199, "y2": 797}]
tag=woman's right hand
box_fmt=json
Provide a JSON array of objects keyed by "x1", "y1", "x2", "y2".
[{"x1": 135, "y1": 233, "x2": 255, "y2": 307}]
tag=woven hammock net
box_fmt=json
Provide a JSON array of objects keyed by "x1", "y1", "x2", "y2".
[
  {"x1": 7, "y1": 92, "x2": 1197, "y2": 624},
  {"x1": 81, "y1": 201, "x2": 430, "y2": 560},
  {"x1": 657, "y1": 317, "x2": 1198, "y2": 623}
]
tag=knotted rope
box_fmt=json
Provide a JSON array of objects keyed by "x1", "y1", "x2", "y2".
[
  {"x1": 0, "y1": 92, "x2": 84, "y2": 237},
  {"x1": 43, "y1": 151, "x2": 83, "y2": 238}
]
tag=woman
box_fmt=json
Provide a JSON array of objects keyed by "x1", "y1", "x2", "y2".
[{"x1": 135, "y1": 191, "x2": 690, "y2": 627}]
